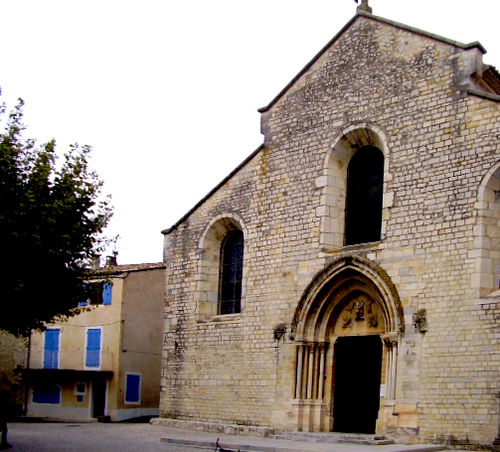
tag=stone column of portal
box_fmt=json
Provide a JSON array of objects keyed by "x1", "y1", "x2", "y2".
[
  {"x1": 312, "y1": 345, "x2": 319, "y2": 399},
  {"x1": 295, "y1": 344, "x2": 304, "y2": 399},
  {"x1": 388, "y1": 345, "x2": 394, "y2": 398},
  {"x1": 306, "y1": 343, "x2": 315, "y2": 399},
  {"x1": 389, "y1": 342, "x2": 398, "y2": 400},
  {"x1": 383, "y1": 333, "x2": 399, "y2": 400},
  {"x1": 317, "y1": 343, "x2": 326, "y2": 400}
]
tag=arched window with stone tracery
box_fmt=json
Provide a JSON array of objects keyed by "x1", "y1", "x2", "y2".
[
  {"x1": 195, "y1": 216, "x2": 245, "y2": 321},
  {"x1": 219, "y1": 230, "x2": 243, "y2": 314}
]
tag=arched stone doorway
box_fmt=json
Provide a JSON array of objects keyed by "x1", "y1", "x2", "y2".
[{"x1": 291, "y1": 256, "x2": 404, "y2": 433}]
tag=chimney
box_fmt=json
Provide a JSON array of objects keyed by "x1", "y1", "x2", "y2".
[
  {"x1": 105, "y1": 251, "x2": 118, "y2": 267},
  {"x1": 91, "y1": 255, "x2": 101, "y2": 270}
]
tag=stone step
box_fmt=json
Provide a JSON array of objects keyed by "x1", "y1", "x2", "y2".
[{"x1": 270, "y1": 432, "x2": 395, "y2": 445}]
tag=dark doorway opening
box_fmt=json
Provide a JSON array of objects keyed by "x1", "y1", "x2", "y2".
[
  {"x1": 333, "y1": 335, "x2": 382, "y2": 434},
  {"x1": 92, "y1": 379, "x2": 106, "y2": 418}
]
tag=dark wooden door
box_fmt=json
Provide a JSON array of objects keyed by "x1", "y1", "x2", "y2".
[
  {"x1": 333, "y1": 335, "x2": 382, "y2": 433},
  {"x1": 92, "y1": 379, "x2": 106, "y2": 418}
]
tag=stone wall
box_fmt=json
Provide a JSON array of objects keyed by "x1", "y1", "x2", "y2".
[{"x1": 160, "y1": 13, "x2": 500, "y2": 448}]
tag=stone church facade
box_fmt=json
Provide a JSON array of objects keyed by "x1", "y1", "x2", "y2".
[{"x1": 159, "y1": 4, "x2": 500, "y2": 448}]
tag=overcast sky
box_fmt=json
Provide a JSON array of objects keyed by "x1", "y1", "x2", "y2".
[{"x1": 0, "y1": 0, "x2": 499, "y2": 264}]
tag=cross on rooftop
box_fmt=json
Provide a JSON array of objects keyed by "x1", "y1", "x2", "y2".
[{"x1": 356, "y1": 0, "x2": 372, "y2": 14}]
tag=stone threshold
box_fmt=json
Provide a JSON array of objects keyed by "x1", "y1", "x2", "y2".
[
  {"x1": 151, "y1": 417, "x2": 274, "y2": 437},
  {"x1": 271, "y1": 431, "x2": 395, "y2": 445}
]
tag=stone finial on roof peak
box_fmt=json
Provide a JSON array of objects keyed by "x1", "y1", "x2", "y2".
[{"x1": 356, "y1": 0, "x2": 372, "y2": 14}]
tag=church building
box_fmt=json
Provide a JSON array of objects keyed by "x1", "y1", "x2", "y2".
[{"x1": 159, "y1": 1, "x2": 500, "y2": 447}]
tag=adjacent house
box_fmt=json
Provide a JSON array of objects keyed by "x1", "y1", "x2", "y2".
[
  {"x1": 0, "y1": 330, "x2": 27, "y2": 415},
  {"x1": 158, "y1": 2, "x2": 500, "y2": 448},
  {"x1": 24, "y1": 261, "x2": 165, "y2": 422}
]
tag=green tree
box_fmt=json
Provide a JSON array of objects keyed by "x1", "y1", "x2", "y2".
[{"x1": 0, "y1": 95, "x2": 113, "y2": 337}]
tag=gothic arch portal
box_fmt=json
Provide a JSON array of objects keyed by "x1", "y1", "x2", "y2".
[{"x1": 290, "y1": 256, "x2": 404, "y2": 433}]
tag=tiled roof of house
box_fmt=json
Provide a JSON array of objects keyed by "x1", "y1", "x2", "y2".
[
  {"x1": 482, "y1": 66, "x2": 500, "y2": 95},
  {"x1": 90, "y1": 262, "x2": 165, "y2": 277}
]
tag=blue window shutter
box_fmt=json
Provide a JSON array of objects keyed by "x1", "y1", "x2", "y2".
[
  {"x1": 43, "y1": 329, "x2": 60, "y2": 369},
  {"x1": 86, "y1": 328, "x2": 101, "y2": 367},
  {"x1": 33, "y1": 385, "x2": 61, "y2": 404},
  {"x1": 79, "y1": 283, "x2": 89, "y2": 306},
  {"x1": 125, "y1": 374, "x2": 140, "y2": 403},
  {"x1": 102, "y1": 283, "x2": 112, "y2": 305}
]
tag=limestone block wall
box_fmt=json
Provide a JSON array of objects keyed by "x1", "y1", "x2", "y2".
[{"x1": 161, "y1": 14, "x2": 500, "y2": 447}]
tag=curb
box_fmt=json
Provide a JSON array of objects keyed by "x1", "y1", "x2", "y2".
[{"x1": 160, "y1": 437, "x2": 448, "y2": 452}]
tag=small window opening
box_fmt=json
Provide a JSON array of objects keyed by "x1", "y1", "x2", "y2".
[
  {"x1": 81, "y1": 282, "x2": 112, "y2": 306},
  {"x1": 345, "y1": 146, "x2": 384, "y2": 245},
  {"x1": 33, "y1": 385, "x2": 61, "y2": 404},
  {"x1": 75, "y1": 383, "x2": 86, "y2": 395},
  {"x1": 125, "y1": 374, "x2": 141, "y2": 404}
]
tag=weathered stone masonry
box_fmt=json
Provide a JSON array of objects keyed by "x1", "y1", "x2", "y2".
[{"x1": 160, "y1": 10, "x2": 500, "y2": 448}]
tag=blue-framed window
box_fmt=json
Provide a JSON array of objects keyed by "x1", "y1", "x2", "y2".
[
  {"x1": 85, "y1": 328, "x2": 102, "y2": 368},
  {"x1": 43, "y1": 329, "x2": 60, "y2": 369},
  {"x1": 33, "y1": 384, "x2": 61, "y2": 404},
  {"x1": 125, "y1": 374, "x2": 141, "y2": 404},
  {"x1": 102, "y1": 282, "x2": 112, "y2": 305},
  {"x1": 79, "y1": 282, "x2": 112, "y2": 306}
]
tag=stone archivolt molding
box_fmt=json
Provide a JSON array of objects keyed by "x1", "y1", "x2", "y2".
[{"x1": 292, "y1": 255, "x2": 404, "y2": 339}]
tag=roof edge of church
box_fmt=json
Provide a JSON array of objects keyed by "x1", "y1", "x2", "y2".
[
  {"x1": 467, "y1": 88, "x2": 500, "y2": 103},
  {"x1": 162, "y1": 144, "x2": 265, "y2": 235},
  {"x1": 258, "y1": 11, "x2": 486, "y2": 114},
  {"x1": 162, "y1": 10, "x2": 489, "y2": 237}
]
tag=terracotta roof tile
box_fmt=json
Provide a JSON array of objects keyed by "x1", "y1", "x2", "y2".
[
  {"x1": 482, "y1": 66, "x2": 500, "y2": 95},
  {"x1": 90, "y1": 262, "x2": 165, "y2": 276}
]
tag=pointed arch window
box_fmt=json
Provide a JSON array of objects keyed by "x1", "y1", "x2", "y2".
[
  {"x1": 345, "y1": 146, "x2": 384, "y2": 245},
  {"x1": 219, "y1": 230, "x2": 244, "y2": 314}
]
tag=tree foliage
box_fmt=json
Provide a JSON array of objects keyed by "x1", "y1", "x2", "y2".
[{"x1": 0, "y1": 96, "x2": 113, "y2": 337}]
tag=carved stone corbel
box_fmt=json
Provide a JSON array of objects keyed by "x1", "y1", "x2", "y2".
[
  {"x1": 382, "y1": 331, "x2": 400, "y2": 347},
  {"x1": 413, "y1": 309, "x2": 428, "y2": 333}
]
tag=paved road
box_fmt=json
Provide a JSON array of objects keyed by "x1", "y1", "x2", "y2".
[
  {"x1": 7, "y1": 422, "x2": 194, "y2": 452},
  {"x1": 6, "y1": 422, "x2": 479, "y2": 452}
]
